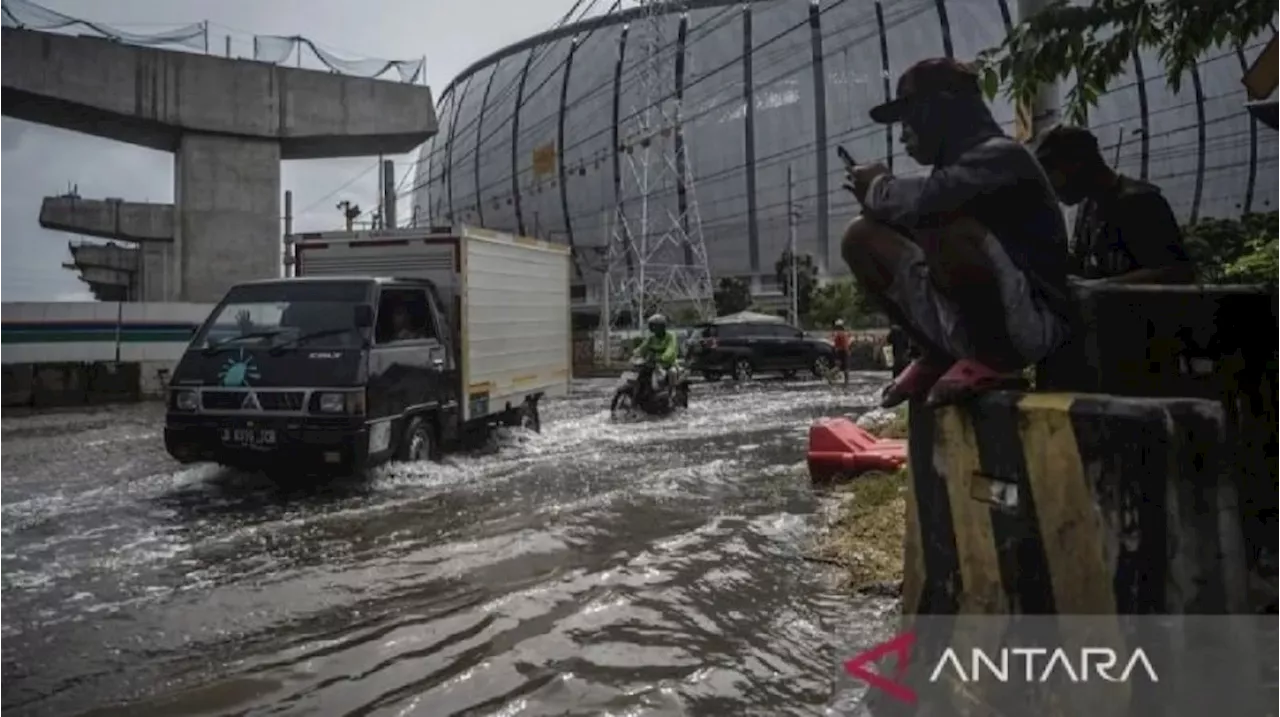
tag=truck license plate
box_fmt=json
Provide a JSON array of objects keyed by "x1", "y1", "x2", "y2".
[{"x1": 221, "y1": 427, "x2": 277, "y2": 447}]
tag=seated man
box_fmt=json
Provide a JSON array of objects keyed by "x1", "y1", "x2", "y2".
[
  {"x1": 840, "y1": 58, "x2": 1074, "y2": 407},
  {"x1": 1032, "y1": 124, "x2": 1197, "y2": 285},
  {"x1": 632, "y1": 313, "x2": 679, "y2": 394}
]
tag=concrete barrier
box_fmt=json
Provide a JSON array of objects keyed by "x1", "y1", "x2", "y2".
[
  {"x1": 29, "y1": 362, "x2": 89, "y2": 407},
  {"x1": 901, "y1": 391, "x2": 1256, "y2": 617},
  {"x1": 85, "y1": 361, "x2": 140, "y2": 404},
  {"x1": 2, "y1": 364, "x2": 34, "y2": 406}
]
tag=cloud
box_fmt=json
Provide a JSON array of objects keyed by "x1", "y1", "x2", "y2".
[{"x1": 2, "y1": 121, "x2": 28, "y2": 152}]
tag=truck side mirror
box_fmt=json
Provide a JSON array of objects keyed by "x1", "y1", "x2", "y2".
[{"x1": 354, "y1": 304, "x2": 375, "y2": 328}]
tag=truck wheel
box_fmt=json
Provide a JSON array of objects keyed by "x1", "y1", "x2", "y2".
[
  {"x1": 519, "y1": 398, "x2": 542, "y2": 433},
  {"x1": 732, "y1": 358, "x2": 753, "y2": 382},
  {"x1": 397, "y1": 416, "x2": 438, "y2": 463}
]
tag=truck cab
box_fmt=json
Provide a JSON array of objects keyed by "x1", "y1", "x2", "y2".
[{"x1": 164, "y1": 276, "x2": 463, "y2": 474}]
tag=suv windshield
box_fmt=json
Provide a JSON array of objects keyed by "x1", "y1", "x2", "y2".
[{"x1": 194, "y1": 281, "x2": 369, "y2": 350}]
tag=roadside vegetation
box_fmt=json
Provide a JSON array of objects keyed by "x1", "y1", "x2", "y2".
[{"x1": 813, "y1": 407, "x2": 909, "y2": 594}]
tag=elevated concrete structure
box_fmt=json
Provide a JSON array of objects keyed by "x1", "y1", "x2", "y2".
[
  {"x1": 47, "y1": 200, "x2": 178, "y2": 302},
  {"x1": 4, "y1": 27, "x2": 437, "y2": 303},
  {"x1": 1, "y1": 29, "x2": 434, "y2": 159},
  {"x1": 65, "y1": 242, "x2": 137, "y2": 301},
  {"x1": 40, "y1": 197, "x2": 173, "y2": 243},
  {"x1": 67, "y1": 242, "x2": 139, "y2": 272}
]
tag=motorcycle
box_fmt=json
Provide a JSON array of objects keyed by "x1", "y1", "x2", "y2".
[{"x1": 611, "y1": 357, "x2": 690, "y2": 418}]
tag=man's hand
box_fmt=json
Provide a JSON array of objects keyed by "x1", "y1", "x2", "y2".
[{"x1": 842, "y1": 162, "x2": 890, "y2": 204}]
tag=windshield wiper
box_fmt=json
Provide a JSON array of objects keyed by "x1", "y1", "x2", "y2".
[
  {"x1": 268, "y1": 327, "x2": 356, "y2": 355},
  {"x1": 201, "y1": 330, "x2": 284, "y2": 356}
]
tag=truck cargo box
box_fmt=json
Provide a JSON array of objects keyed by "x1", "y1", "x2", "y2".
[{"x1": 293, "y1": 225, "x2": 571, "y2": 422}]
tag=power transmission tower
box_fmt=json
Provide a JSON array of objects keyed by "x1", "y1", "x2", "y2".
[{"x1": 604, "y1": 0, "x2": 714, "y2": 329}]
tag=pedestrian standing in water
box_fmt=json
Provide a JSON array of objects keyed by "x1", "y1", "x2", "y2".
[{"x1": 832, "y1": 319, "x2": 851, "y2": 385}]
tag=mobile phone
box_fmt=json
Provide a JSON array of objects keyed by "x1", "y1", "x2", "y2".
[{"x1": 836, "y1": 145, "x2": 856, "y2": 167}]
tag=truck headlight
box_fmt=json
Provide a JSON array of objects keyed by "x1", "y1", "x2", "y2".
[
  {"x1": 174, "y1": 390, "x2": 199, "y2": 411},
  {"x1": 318, "y1": 392, "x2": 345, "y2": 413}
]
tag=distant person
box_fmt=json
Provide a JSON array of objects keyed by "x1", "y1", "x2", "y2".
[
  {"x1": 839, "y1": 58, "x2": 1073, "y2": 407},
  {"x1": 832, "y1": 319, "x2": 851, "y2": 384},
  {"x1": 632, "y1": 313, "x2": 679, "y2": 394},
  {"x1": 1032, "y1": 124, "x2": 1197, "y2": 285},
  {"x1": 390, "y1": 304, "x2": 421, "y2": 341}
]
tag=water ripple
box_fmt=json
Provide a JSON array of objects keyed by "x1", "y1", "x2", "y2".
[{"x1": 3, "y1": 376, "x2": 896, "y2": 716}]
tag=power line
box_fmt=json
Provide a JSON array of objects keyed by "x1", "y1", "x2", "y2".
[
  {"x1": 416, "y1": 0, "x2": 928, "y2": 208},
  {"x1": 417, "y1": 10, "x2": 1267, "y2": 214},
  {"x1": 421, "y1": 29, "x2": 1267, "y2": 234}
]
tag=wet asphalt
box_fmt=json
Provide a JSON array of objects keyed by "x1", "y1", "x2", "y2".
[{"x1": 2, "y1": 375, "x2": 899, "y2": 716}]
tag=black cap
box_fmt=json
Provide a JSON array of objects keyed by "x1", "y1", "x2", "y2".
[
  {"x1": 1030, "y1": 124, "x2": 1100, "y2": 164},
  {"x1": 869, "y1": 58, "x2": 984, "y2": 124}
]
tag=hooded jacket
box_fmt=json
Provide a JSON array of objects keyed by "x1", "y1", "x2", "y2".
[{"x1": 861, "y1": 94, "x2": 1072, "y2": 319}]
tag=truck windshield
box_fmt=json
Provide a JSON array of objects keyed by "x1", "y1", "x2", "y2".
[{"x1": 195, "y1": 282, "x2": 369, "y2": 350}]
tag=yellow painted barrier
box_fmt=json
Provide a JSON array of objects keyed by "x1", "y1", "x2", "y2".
[{"x1": 902, "y1": 391, "x2": 1255, "y2": 617}]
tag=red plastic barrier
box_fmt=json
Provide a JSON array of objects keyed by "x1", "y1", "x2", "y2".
[{"x1": 807, "y1": 417, "x2": 907, "y2": 482}]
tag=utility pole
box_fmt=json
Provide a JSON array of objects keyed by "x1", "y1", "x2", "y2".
[
  {"x1": 382, "y1": 159, "x2": 397, "y2": 229},
  {"x1": 337, "y1": 200, "x2": 359, "y2": 231},
  {"x1": 601, "y1": 210, "x2": 612, "y2": 368},
  {"x1": 787, "y1": 164, "x2": 799, "y2": 327},
  {"x1": 283, "y1": 190, "x2": 294, "y2": 277},
  {"x1": 376, "y1": 154, "x2": 385, "y2": 230}
]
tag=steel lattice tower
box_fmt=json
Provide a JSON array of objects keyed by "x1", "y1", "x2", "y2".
[{"x1": 604, "y1": 0, "x2": 715, "y2": 330}]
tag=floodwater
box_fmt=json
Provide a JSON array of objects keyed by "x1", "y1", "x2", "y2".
[{"x1": 2, "y1": 377, "x2": 898, "y2": 716}]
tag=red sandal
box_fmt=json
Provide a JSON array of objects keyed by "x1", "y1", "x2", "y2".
[
  {"x1": 925, "y1": 359, "x2": 1028, "y2": 407},
  {"x1": 880, "y1": 357, "x2": 952, "y2": 409}
]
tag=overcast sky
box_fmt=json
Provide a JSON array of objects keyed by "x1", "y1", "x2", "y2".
[{"x1": 1, "y1": 0, "x2": 585, "y2": 301}]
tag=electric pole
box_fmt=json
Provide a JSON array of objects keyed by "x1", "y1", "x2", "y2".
[
  {"x1": 787, "y1": 164, "x2": 799, "y2": 327},
  {"x1": 337, "y1": 200, "x2": 360, "y2": 231}
]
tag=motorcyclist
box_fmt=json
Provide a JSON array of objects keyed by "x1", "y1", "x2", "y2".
[{"x1": 632, "y1": 313, "x2": 679, "y2": 394}]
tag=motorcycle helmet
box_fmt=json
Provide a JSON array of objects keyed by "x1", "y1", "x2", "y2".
[{"x1": 647, "y1": 313, "x2": 668, "y2": 334}]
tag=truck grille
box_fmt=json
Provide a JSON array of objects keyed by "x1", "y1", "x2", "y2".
[{"x1": 201, "y1": 390, "x2": 306, "y2": 412}]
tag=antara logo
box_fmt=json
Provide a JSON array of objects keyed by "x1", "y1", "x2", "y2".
[{"x1": 845, "y1": 632, "x2": 1159, "y2": 704}]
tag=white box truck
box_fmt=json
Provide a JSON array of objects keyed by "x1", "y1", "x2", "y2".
[{"x1": 163, "y1": 225, "x2": 571, "y2": 474}]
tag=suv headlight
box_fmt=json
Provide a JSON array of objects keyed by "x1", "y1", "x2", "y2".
[{"x1": 173, "y1": 390, "x2": 198, "y2": 411}]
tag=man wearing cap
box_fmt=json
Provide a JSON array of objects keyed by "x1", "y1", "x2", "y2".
[
  {"x1": 839, "y1": 57, "x2": 1073, "y2": 407},
  {"x1": 1032, "y1": 124, "x2": 1197, "y2": 286}
]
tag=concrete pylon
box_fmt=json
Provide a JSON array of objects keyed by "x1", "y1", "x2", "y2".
[
  {"x1": 42, "y1": 197, "x2": 177, "y2": 301},
  {"x1": 4, "y1": 28, "x2": 437, "y2": 303},
  {"x1": 40, "y1": 196, "x2": 173, "y2": 243}
]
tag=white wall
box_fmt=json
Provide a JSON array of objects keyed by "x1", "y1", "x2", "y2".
[{"x1": 1, "y1": 302, "x2": 215, "y2": 365}]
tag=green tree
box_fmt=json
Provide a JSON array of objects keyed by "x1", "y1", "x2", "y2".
[
  {"x1": 977, "y1": 0, "x2": 1274, "y2": 123},
  {"x1": 713, "y1": 276, "x2": 753, "y2": 316},
  {"x1": 808, "y1": 278, "x2": 859, "y2": 328},
  {"x1": 672, "y1": 306, "x2": 703, "y2": 326},
  {"x1": 809, "y1": 277, "x2": 890, "y2": 328},
  {"x1": 775, "y1": 250, "x2": 819, "y2": 321},
  {"x1": 1183, "y1": 211, "x2": 1278, "y2": 285}
]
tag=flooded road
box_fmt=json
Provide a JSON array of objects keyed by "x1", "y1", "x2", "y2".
[{"x1": 2, "y1": 377, "x2": 897, "y2": 716}]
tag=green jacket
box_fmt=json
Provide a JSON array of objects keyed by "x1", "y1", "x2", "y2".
[{"x1": 633, "y1": 330, "x2": 679, "y2": 367}]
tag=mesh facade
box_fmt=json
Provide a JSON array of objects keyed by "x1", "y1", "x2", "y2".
[{"x1": 411, "y1": 0, "x2": 1276, "y2": 290}]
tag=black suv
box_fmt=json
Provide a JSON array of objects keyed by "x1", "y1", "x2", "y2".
[{"x1": 687, "y1": 321, "x2": 837, "y2": 381}]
